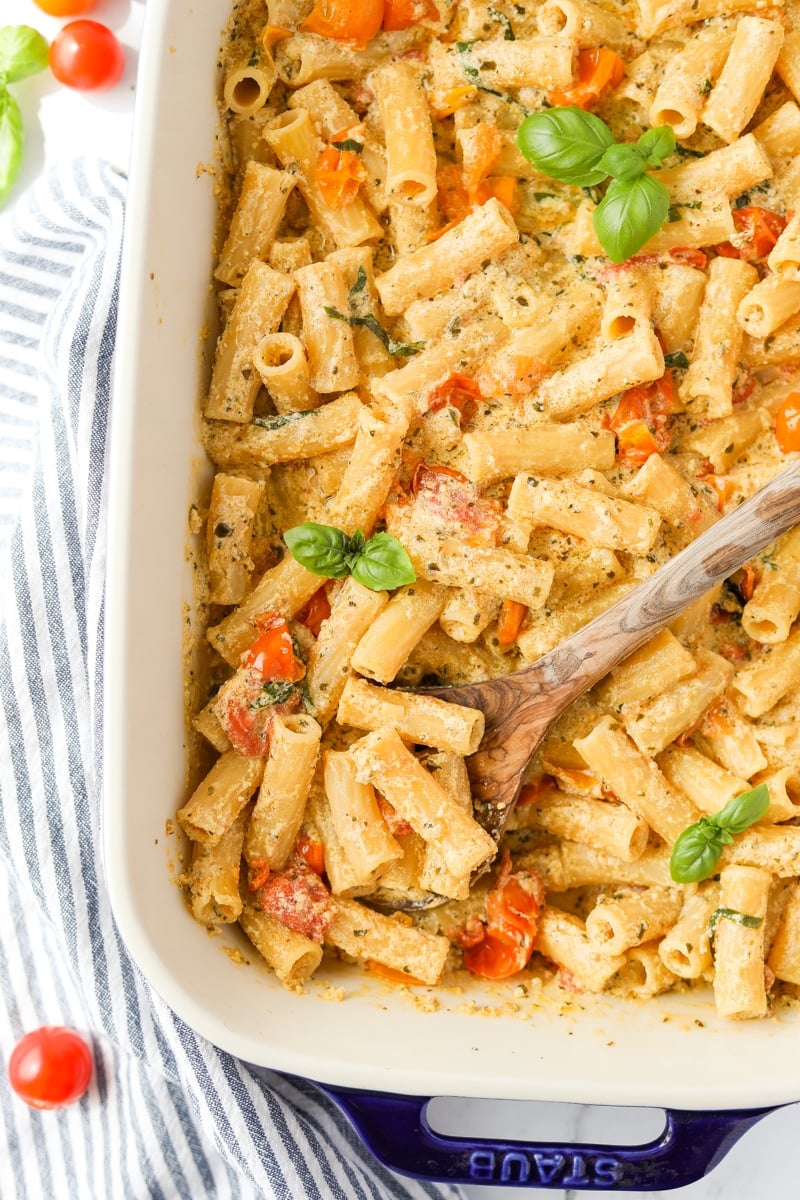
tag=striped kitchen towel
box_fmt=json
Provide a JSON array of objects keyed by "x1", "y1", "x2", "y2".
[{"x1": 0, "y1": 160, "x2": 464, "y2": 1200}]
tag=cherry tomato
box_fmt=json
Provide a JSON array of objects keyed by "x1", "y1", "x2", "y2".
[
  {"x1": 604, "y1": 371, "x2": 676, "y2": 466},
  {"x1": 49, "y1": 21, "x2": 125, "y2": 92},
  {"x1": 550, "y1": 46, "x2": 625, "y2": 110},
  {"x1": 301, "y1": 0, "x2": 384, "y2": 49},
  {"x1": 296, "y1": 587, "x2": 331, "y2": 637},
  {"x1": 496, "y1": 599, "x2": 527, "y2": 648},
  {"x1": 715, "y1": 207, "x2": 787, "y2": 262},
  {"x1": 383, "y1": 0, "x2": 440, "y2": 30},
  {"x1": 8, "y1": 1027, "x2": 92, "y2": 1110},
  {"x1": 668, "y1": 247, "x2": 708, "y2": 269},
  {"x1": 775, "y1": 392, "x2": 800, "y2": 453},
  {"x1": 316, "y1": 126, "x2": 367, "y2": 209},
  {"x1": 295, "y1": 836, "x2": 326, "y2": 876},
  {"x1": 240, "y1": 613, "x2": 304, "y2": 682},
  {"x1": 260, "y1": 861, "x2": 333, "y2": 941},
  {"x1": 463, "y1": 854, "x2": 544, "y2": 980},
  {"x1": 365, "y1": 960, "x2": 427, "y2": 986},
  {"x1": 35, "y1": 0, "x2": 95, "y2": 12},
  {"x1": 411, "y1": 462, "x2": 501, "y2": 546},
  {"x1": 426, "y1": 373, "x2": 482, "y2": 425}
]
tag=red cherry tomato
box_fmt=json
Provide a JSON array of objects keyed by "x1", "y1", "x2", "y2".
[
  {"x1": 49, "y1": 21, "x2": 125, "y2": 92},
  {"x1": 301, "y1": 0, "x2": 384, "y2": 48},
  {"x1": 775, "y1": 392, "x2": 800, "y2": 453},
  {"x1": 34, "y1": 0, "x2": 95, "y2": 14},
  {"x1": 8, "y1": 1027, "x2": 92, "y2": 1110}
]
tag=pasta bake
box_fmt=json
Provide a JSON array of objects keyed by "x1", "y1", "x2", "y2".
[{"x1": 178, "y1": 0, "x2": 800, "y2": 1021}]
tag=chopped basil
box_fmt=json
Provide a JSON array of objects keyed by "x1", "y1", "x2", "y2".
[
  {"x1": 488, "y1": 5, "x2": 516, "y2": 38},
  {"x1": 325, "y1": 306, "x2": 425, "y2": 358},
  {"x1": 250, "y1": 679, "x2": 299, "y2": 709},
  {"x1": 254, "y1": 410, "x2": 310, "y2": 430},
  {"x1": 350, "y1": 266, "x2": 368, "y2": 298},
  {"x1": 708, "y1": 907, "x2": 763, "y2": 933},
  {"x1": 331, "y1": 138, "x2": 364, "y2": 153},
  {"x1": 454, "y1": 40, "x2": 526, "y2": 109}
]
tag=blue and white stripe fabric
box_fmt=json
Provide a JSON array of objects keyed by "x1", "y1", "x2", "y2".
[{"x1": 0, "y1": 160, "x2": 464, "y2": 1200}]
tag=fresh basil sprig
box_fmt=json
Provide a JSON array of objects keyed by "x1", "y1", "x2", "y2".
[
  {"x1": 517, "y1": 107, "x2": 613, "y2": 187},
  {"x1": 0, "y1": 26, "x2": 49, "y2": 208},
  {"x1": 516, "y1": 106, "x2": 677, "y2": 263},
  {"x1": 595, "y1": 175, "x2": 669, "y2": 265},
  {"x1": 284, "y1": 522, "x2": 416, "y2": 591},
  {"x1": 669, "y1": 784, "x2": 770, "y2": 884}
]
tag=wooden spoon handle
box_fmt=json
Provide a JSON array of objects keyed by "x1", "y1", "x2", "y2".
[{"x1": 523, "y1": 454, "x2": 800, "y2": 708}]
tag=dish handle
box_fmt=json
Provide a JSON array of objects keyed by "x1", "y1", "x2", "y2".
[{"x1": 318, "y1": 1085, "x2": 777, "y2": 1190}]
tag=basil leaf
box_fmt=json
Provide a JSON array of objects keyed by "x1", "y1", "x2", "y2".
[
  {"x1": 284, "y1": 523, "x2": 415, "y2": 591},
  {"x1": 251, "y1": 679, "x2": 298, "y2": 709},
  {"x1": 349, "y1": 265, "x2": 368, "y2": 298},
  {"x1": 670, "y1": 817, "x2": 726, "y2": 884},
  {"x1": 332, "y1": 138, "x2": 363, "y2": 154},
  {"x1": 715, "y1": 783, "x2": 770, "y2": 834},
  {"x1": 664, "y1": 349, "x2": 689, "y2": 369},
  {"x1": 454, "y1": 41, "x2": 501, "y2": 96},
  {"x1": 593, "y1": 174, "x2": 670, "y2": 263},
  {"x1": 351, "y1": 532, "x2": 416, "y2": 591},
  {"x1": 254, "y1": 410, "x2": 309, "y2": 430},
  {"x1": 0, "y1": 25, "x2": 49, "y2": 83},
  {"x1": 517, "y1": 106, "x2": 614, "y2": 188},
  {"x1": 455, "y1": 40, "x2": 480, "y2": 82},
  {"x1": 635, "y1": 125, "x2": 675, "y2": 166},
  {"x1": 708, "y1": 907, "x2": 763, "y2": 934},
  {"x1": 488, "y1": 5, "x2": 515, "y2": 38},
  {"x1": 284, "y1": 522, "x2": 351, "y2": 578},
  {"x1": 357, "y1": 313, "x2": 425, "y2": 357},
  {"x1": 670, "y1": 784, "x2": 770, "y2": 883},
  {"x1": 343, "y1": 529, "x2": 366, "y2": 571},
  {"x1": 324, "y1": 305, "x2": 425, "y2": 357},
  {"x1": 597, "y1": 142, "x2": 646, "y2": 183},
  {"x1": 0, "y1": 87, "x2": 23, "y2": 207}
]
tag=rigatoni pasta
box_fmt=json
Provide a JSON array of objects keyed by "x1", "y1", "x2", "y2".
[{"x1": 178, "y1": 0, "x2": 800, "y2": 1020}]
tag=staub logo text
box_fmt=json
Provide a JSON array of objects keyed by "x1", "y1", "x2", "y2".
[{"x1": 469, "y1": 1149, "x2": 623, "y2": 1186}]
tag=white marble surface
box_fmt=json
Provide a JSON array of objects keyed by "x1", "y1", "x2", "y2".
[
  {"x1": 443, "y1": 1097, "x2": 799, "y2": 1199},
  {"x1": 4, "y1": 1, "x2": 798, "y2": 1196}
]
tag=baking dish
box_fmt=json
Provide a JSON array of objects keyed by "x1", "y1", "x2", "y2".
[{"x1": 104, "y1": 0, "x2": 799, "y2": 1189}]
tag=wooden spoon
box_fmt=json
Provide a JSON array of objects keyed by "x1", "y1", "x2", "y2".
[{"x1": 412, "y1": 456, "x2": 800, "y2": 845}]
